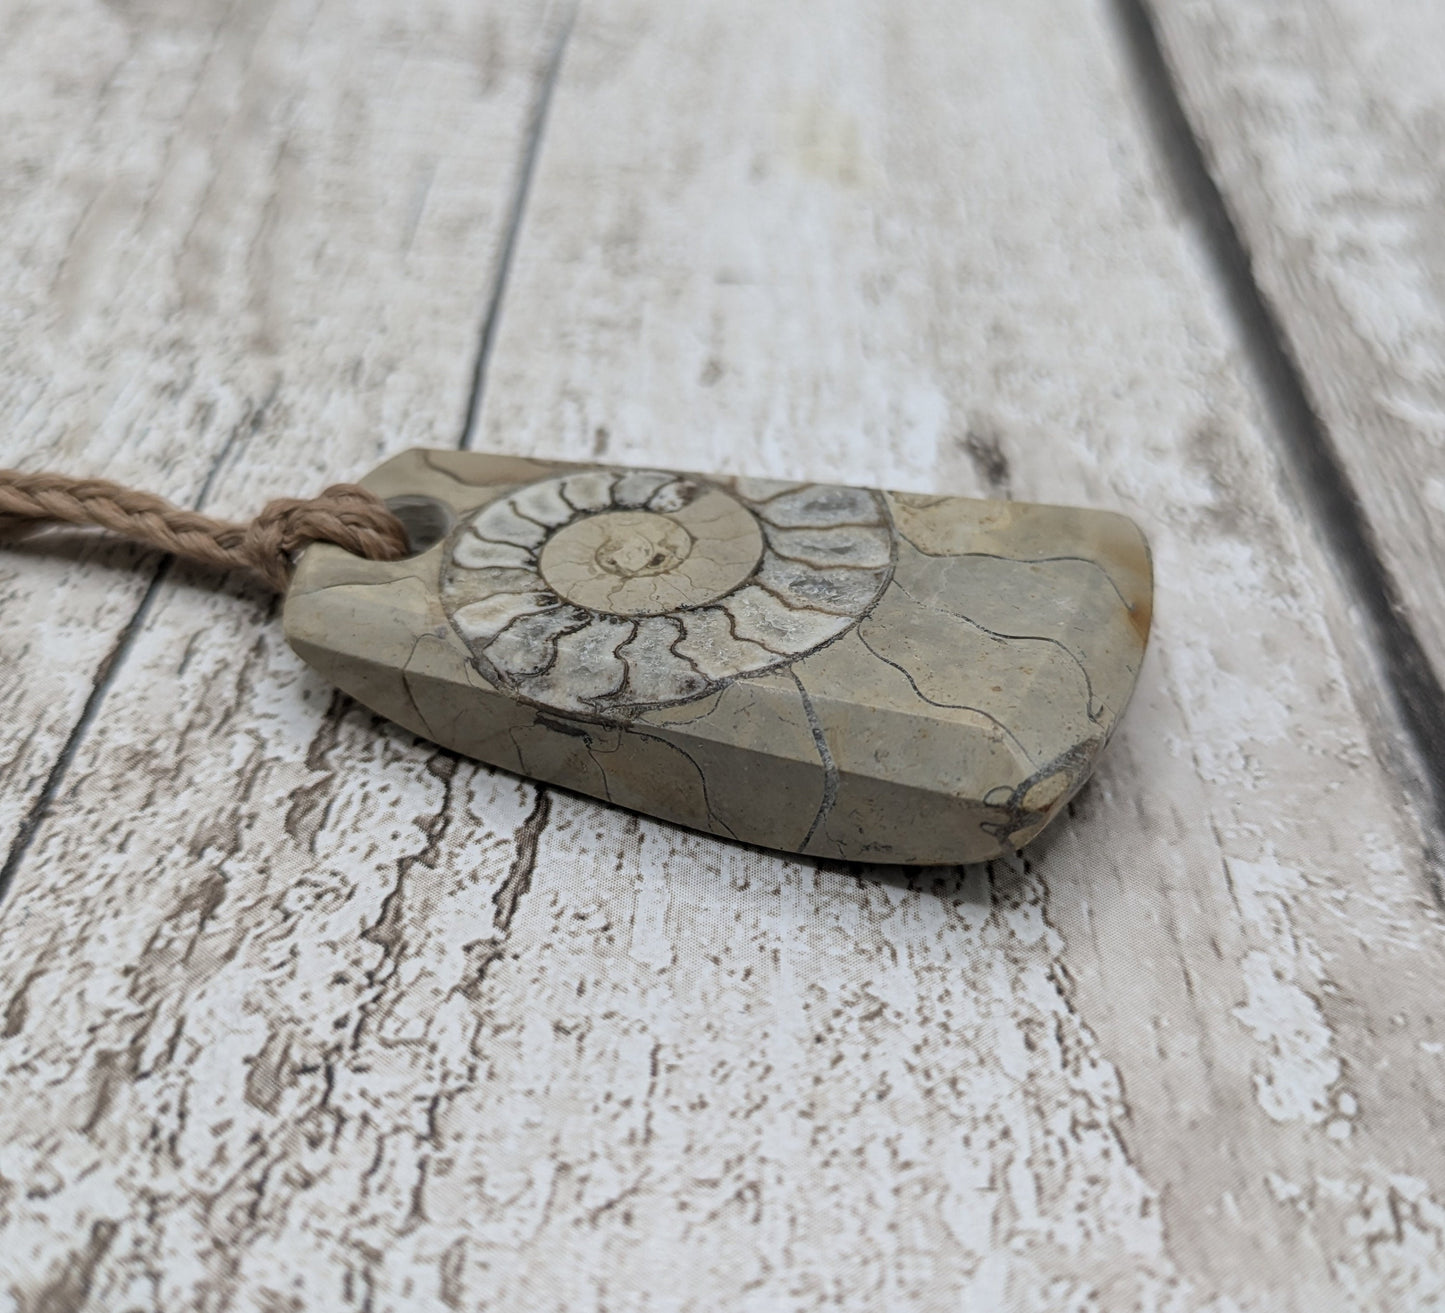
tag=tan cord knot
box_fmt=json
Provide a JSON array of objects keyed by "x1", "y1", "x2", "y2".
[
  {"x1": 0, "y1": 469, "x2": 410, "y2": 591},
  {"x1": 239, "y1": 484, "x2": 412, "y2": 590}
]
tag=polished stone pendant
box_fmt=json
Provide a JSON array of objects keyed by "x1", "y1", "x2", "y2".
[{"x1": 284, "y1": 450, "x2": 1152, "y2": 865}]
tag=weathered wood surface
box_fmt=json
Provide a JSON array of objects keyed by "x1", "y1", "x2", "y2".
[
  {"x1": 0, "y1": 0, "x2": 562, "y2": 859},
  {"x1": 1140, "y1": 0, "x2": 1445, "y2": 705},
  {"x1": 1, "y1": 0, "x2": 1443, "y2": 1310}
]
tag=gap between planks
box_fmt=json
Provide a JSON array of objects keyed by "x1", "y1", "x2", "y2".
[
  {"x1": 0, "y1": 390, "x2": 272, "y2": 905},
  {"x1": 0, "y1": 5, "x2": 580, "y2": 910},
  {"x1": 461, "y1": 1, "x2": 580, "y2": 451},
  {"x1": 1109, "y1": 0, "x2": 1445, "y2": 892}
]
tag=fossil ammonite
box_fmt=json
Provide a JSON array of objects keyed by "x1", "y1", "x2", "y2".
[{"x1": 440, "y1": 468, "x2": 894, "y2": 716}]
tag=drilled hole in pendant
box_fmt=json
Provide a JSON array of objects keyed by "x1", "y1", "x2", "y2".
[{"x1": 385, "y1": 495, "x2": 453, "y2": 556}]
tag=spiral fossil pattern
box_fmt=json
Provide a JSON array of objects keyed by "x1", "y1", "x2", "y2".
[{"x1": 440, "y1": 469, "x2": 894, "y2": 716}]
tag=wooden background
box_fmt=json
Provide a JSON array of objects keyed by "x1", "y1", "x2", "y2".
[{"x1": 2, "y1": 0, "x2": 1443, "y2": 1308}]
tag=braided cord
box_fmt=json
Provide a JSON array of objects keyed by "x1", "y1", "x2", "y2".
[{"x1": 0, "y1": 469, "x2": 409, "y2": 591}]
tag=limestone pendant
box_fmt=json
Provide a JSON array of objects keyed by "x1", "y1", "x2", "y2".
[{"x1": 284, "y1": 450, "x2": 1152, "y2": 865}]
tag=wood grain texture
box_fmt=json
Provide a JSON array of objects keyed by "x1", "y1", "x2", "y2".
[
  {"x1": 1, "y1": 0, "x2": 1443, "y2": 1310},
  {"x1": 0, "y1": 0, "x2": 560, "y2": 858},
  {"x1": 1139, "y1": 0, "x2": 1445, "y2": 699}
]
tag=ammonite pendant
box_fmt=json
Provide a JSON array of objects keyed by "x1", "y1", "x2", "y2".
[{"x1": 284, "y1": 451, "x2": 1152, "y2": 864}]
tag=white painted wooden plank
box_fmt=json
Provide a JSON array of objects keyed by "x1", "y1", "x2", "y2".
[
  {"x1": 1, "y1": 2, "x2": 1443, "y2": 1312},
  {"x1": 0, "y1": 0, "x2": 560, "y2": 858},
  {"x1": 1139, "y1": 0, "x2": 1445, "y2": 698},
  {"x1": 478, "y1": 10, "x2": 1445, "y2": 1302}
]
